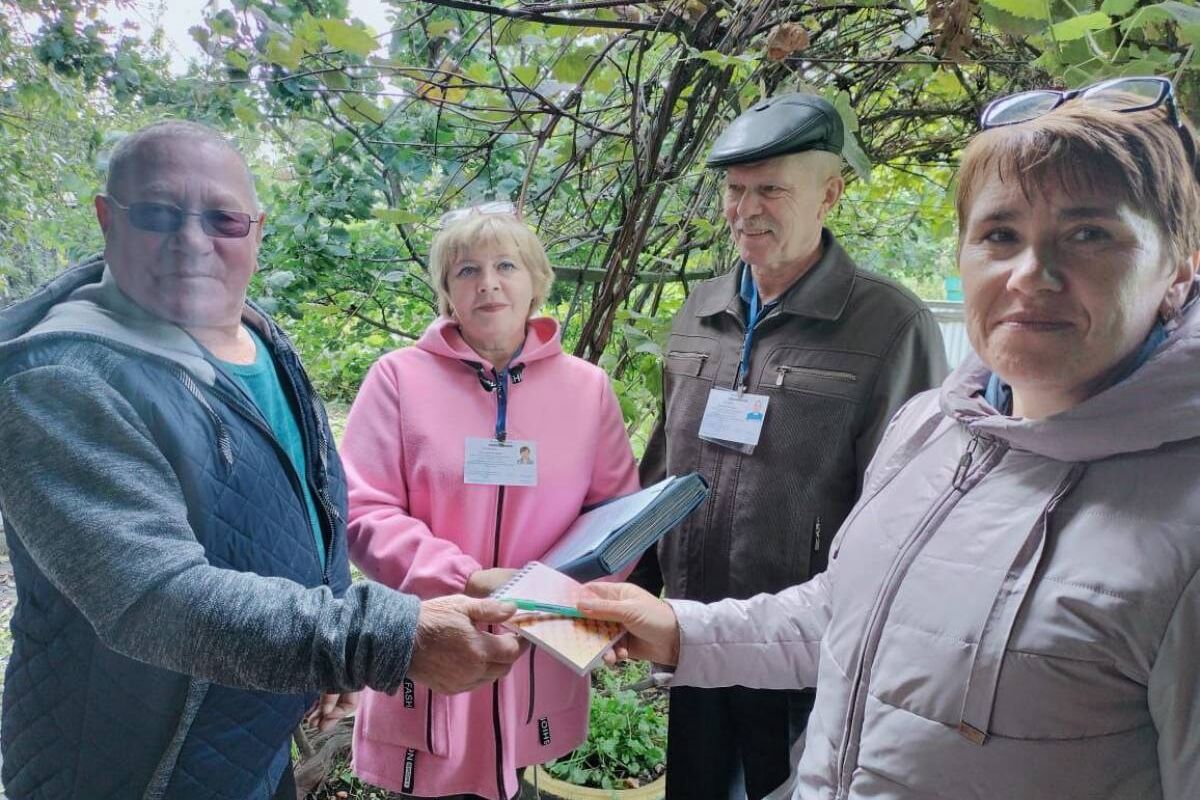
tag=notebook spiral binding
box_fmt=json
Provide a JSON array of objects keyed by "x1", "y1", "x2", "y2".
[{"x1": 490, "y1": 562, "x2": 538, "y2": 600}]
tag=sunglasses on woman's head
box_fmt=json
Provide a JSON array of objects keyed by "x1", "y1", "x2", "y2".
[
  {"x1": 103, "y1": 196, "x2": 260, "y2": 239},
  {"x1": 437, "y1": 200, "x2": 519, "y2": 230},
  {"x1": 980, "y1": 76, "x2": 1197, "y2": 165}
]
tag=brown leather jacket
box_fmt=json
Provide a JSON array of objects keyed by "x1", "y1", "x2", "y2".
[{"x1": 636, "y1": 230, "x2": 947, "y2": 602}]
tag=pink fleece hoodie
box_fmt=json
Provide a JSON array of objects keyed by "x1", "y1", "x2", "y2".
[{"x1": 341, "y1": 316, "x2": 639, "y2": 799}]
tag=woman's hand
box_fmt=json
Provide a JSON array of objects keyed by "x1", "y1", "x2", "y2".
[
  {"x1": 305, "y1": 691, "x2": 360, "y2": 732},
  {"x1": 577, "y1": 582, "x2": 681, "y2": 666},
  {"x1": 465, "y1": 567, "x2": 519, "y2": 598}
]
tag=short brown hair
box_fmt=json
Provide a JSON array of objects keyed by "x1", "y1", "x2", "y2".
[
  {"x1": 955, "y1": 101, "x2": 1200, "y2": 264},
  {"x1": 428, "y1": 214, "x2": 555, "y2": 317}
]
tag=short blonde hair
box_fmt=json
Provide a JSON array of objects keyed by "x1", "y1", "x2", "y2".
[
  {"x1": 428, "y1": 214, "x2": 555, "y2": 317},
  {"x1": 956, "y1": 100, "x2": 1200, "y2": 265}
]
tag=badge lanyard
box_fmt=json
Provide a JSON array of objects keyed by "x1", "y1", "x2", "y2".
[
  {"x1": 465, "y1": 357, "x2": 524, "y2": 442},
  {"x1": 734, "y1": 286, "x2": 763, "y2": 393},
  {"x1": 494, "y1": 369, "x2": 509, "y2": 441},
  {"x1": 462, "y1": 361, "x2": 538, "y2": 487}
]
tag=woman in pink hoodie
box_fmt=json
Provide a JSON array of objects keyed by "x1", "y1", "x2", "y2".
[{"x1": 340, "y1": 209, "x2": 640, "y2": 799}]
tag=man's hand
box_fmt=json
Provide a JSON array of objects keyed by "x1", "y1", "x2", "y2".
[
  {"x1": 305, "y1": 692, "x2": 360, "y2": 732},
  {"x1": 464, "y1": 567, "x2": 518, "y2": 599},
  {"x1": 577, "y1": 582, "x2": 680, "y2": 666},
  {"x1": 406, "y1": 595, "x2": 523, "y2": 694}
]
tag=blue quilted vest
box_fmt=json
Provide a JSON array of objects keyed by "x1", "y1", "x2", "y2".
[{"x1": 0, "y1": 262, "x2": 351, "y2": 799}]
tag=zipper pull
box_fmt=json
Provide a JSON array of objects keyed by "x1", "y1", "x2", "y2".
[
  {"x1": 776, "y1": 366, "x2": 787, "y2": 387},
  {"x1": 952, "y1": 433, "x2": 983, "y2": 490},
  {"x1": 813, "y1": 516, "x2": 822, "y2": 552}
]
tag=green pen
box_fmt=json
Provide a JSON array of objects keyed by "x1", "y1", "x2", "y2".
[{"x1": 500, "y1": 597, "x2": 588, "y2": 619}]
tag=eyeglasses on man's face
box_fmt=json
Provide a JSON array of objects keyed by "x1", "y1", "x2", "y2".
[
  {"x1": 980, "y1": 76, "x2": 1196, "y2": 164},
  {"x1": 103, "y1": 195, "x2": 261, "y2": 239},
  {"x1": 437, "y1": 200, "x2": 518, "y2": 230}
]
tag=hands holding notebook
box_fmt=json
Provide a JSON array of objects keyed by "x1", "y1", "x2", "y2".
[
  {"x1": 577, "y1": 582, "x2": 681, "y2": 666},
  {"x1": 406, "y1": 594, "x2": 525, "y2": 694},
  {"x1": 490, "y1": 562, "x2": 682, "y2": 673},
  {"x1": 491, "y1": 562, "x2": 626, "y2": 674}
]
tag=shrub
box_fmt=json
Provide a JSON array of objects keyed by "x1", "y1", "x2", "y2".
[{"x1": 544, "y1": 662, "x2": 667, "y2": 791}]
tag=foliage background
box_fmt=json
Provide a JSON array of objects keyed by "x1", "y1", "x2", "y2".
[{"x1": 3, "y1": 0, "x2": 1197, "y2": 440}]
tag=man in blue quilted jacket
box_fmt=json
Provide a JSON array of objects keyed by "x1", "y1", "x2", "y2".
[{"x1": 0, "y1": 121, "x2": 522, "y2": 799}]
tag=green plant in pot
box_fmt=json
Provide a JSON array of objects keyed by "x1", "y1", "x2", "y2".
[{"x1": 525, "y1": 662, "x2": 667, "y2": 799}]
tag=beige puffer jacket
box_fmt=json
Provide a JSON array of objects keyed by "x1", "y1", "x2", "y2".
[{"x1": 670, "y1": 302, "x2": 1200, "y2": 800}]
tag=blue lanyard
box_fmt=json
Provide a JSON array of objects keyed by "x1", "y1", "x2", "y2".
[
  {"x1": 464, "y1": 344, "x2": 525, "y2": 442},
  {"x1": 735, "y1": 265, "x2": 772, "y2": 391},
  {"x1": 494, "y1": 368, "x2": 509, "y2": 441},
  {"x1": 461, "y1": 362, "x2": 512, "y2": 440}
]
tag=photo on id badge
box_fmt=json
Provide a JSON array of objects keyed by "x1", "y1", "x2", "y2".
[{"x1": 464, "y1": 437, "x2": 538, "y2": 486}]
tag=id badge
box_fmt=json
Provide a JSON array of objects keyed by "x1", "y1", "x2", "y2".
[
  {"x1": 464, "y1": 437, "x2": 538, "y2": 486},
  {"x1": 698, "y1": 388, "x2": 769, "y2": 453}
]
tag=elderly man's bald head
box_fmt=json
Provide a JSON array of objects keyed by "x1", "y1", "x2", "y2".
[
  {"x1": 105, "y1": 120, "x2": 259, "y2": 210},
  {"x1": 96, "y1": 120, "x2": 266, "y2": 335}
]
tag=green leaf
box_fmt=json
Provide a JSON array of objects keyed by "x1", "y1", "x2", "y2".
[
  {"x1": 465, "y1": 62, "x2": 492, "y2": 84},
  {"x1": 427, "y1": 20, "x2": 457, "y2": 38},
  {"x1": 339, "y1": 95, "x2": 385, "y2": 126},
  {"x1": 210, "y1": 9, "x2": 237, "y2": 36},
  {"x1": 225, "y1": 49, "x2": 250, "y2": 71},
  {"x1": 496, "y1": 20, "x2": 538, "y2": 46},
  {"x1": 372, "y1": 208, "x2": 422, "y2": 225},
  {"x1": 264, "y1": 34, "x2": 302, "y2": 70},
  {"x1": 1050, "y1": 11, "x2": 1112, "y2": 40},
  {"x1": 264, "y1": 270, "x2": 296, "y2": 289},
  {"x1": 292, "y1": 14, "x2": 324, "y2": 48},
  {"x1": 926, "y1": 70, "x2": 965, "y2": 99},
  {"x1": 1133, "y1": 1, "x2": 1200, "y2": 44},
  {"x1": 232, "y1": 97, "x2": 260, "y2": 126},
  {"x1": 842, "y1": 131, "x2": 873, "y2": 183},
  {"x1": 320, "y1": 19, "x2": 378, "y2": 57},
  {"x1": 552, "y1": 51, "x2": 592, "y2": 84},
  {"x1": 511, "y1": 65, "x2": 538, "y2": 86},
  {"x1": 694, "y1": 49, "x2": 752, "y2": 69},
  {"x1": 1100, "y1": 0, "x2": 1138, "y2": 15},
  {"x1": 980, "y1": 0, "x2": 1048, "y2": 20},
  {"x1": 590, "y1": 65, "x2": 616, "y2": 94},
  {"x1": 189, "y1": 25, "x2": 210, "y2": 48},
  {"x1": 322, "y1": 69, "x2": 350, "y2": 90},
  {"x1": 826, "y1": 89, "x2": 860, "y2": 134}
]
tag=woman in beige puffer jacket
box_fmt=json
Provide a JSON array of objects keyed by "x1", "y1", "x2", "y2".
[{"x1": 581, "y1": 78, "x2": 1200, "y2": 800}]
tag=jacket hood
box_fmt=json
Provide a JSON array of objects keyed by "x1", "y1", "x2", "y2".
[
  {"x1": 940, "y1": 298, "x2": 1200, "y2": 462},
  {"x1": 0, "y1": 256, "x2": 273, "y2": 386},
  {"x1": 415, "y1": 316, "x2": 563, "y2": 370}
]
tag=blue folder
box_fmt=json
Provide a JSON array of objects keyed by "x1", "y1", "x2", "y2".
[{"x1": 541, "y1": 472, "x2": 709, "y2": 582}]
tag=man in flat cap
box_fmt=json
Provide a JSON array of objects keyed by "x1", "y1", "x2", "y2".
[{"x1": 634, "y1": 93, "x2": 947, "y2": 799}]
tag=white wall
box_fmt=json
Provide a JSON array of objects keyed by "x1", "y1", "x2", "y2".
[{"x1": 927, "y1": 301, "x2": 973, "y2": 370}]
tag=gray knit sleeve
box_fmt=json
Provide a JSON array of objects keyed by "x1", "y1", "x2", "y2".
[{"x1": 0, "y1": 364, "x2": 418, "y2": 695}]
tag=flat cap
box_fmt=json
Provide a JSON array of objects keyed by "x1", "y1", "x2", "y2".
[{"x1": 706, "y1": 93, "x2": 844, "y2": 168}]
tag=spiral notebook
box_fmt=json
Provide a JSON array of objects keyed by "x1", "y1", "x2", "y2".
[{"x1": 492, "y1": 562, "x2": 625, "y2": 675}]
